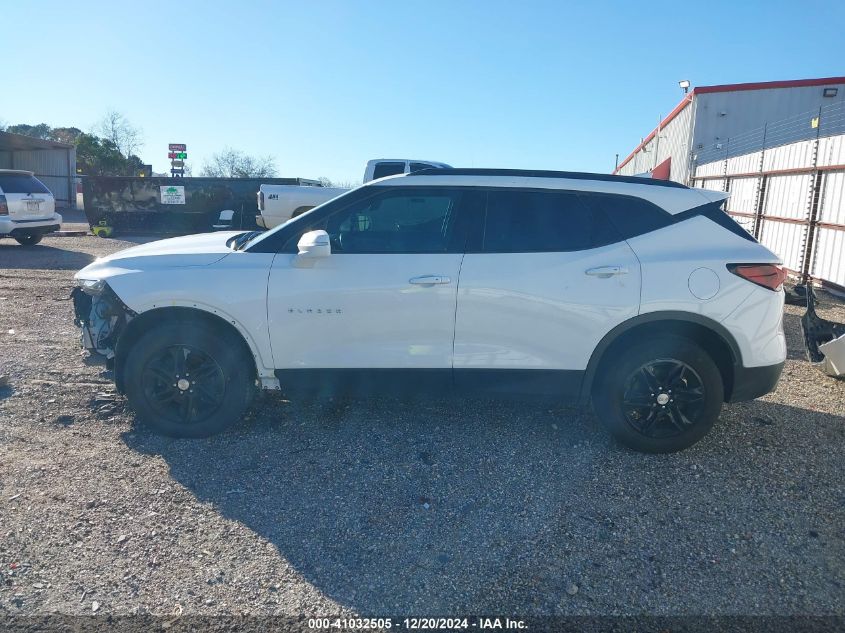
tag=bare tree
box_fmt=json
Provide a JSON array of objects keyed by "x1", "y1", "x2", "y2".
[
  {"x1": 318, "y1": 176, "x2": 362, "y2": 189},
  {"x1": 201, "y1": 148, "x2": 277, "y2": 178},
  {"x1": 95, "y1": 110, "x2": 143, "y2": 158}
]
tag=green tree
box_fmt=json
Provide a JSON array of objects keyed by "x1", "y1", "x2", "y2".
[
  {"x1": 49, "y1": 127, "x2": 84, "y2": 145},
  {"x1": 6, "y1": 123, "x2": 52, "y2": 139},
  {"x1": 75, "y1": 134, "x2": 140, "y2": 176},
  {"x1": 6, "y1": 117, "x2": 147, "y2": 176}
]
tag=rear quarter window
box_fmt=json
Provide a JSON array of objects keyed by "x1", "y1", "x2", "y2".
[
  {"x1": 581, "y1": 193, "x2": 670, "y2": 239},
  {"x1": 0, "y1": 174, "x2": 51, "y2": 195}
]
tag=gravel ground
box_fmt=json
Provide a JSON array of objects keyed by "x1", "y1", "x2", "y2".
[{"x1": 0, "y1": 234, "x2": 843, "y2": 618}]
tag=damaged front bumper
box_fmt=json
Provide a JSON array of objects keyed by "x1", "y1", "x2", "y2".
[
  {"x1": 71, "y1": 283, "x2": 135, "y2": 364},
  {"x1": 800, "y1": 286, "x2": 845, "y2": 378}
]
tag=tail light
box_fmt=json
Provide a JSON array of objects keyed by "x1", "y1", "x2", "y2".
[
  {"x1": 0, "y1": 195, "x2": 8, "y2": 216},
  {"x1": 728, "y1": 264, "x2": 787, "y2": 291},
  {"x1": 257, "y1": 190, "x2": 264, "y2": 211}
]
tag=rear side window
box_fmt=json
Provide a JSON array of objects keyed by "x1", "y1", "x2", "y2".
[
  {"x1": 371, "y1": 162, "x2": 405, "y2": 180},
  {"x1": 582, "y1": 193, "x2": 670, "y2": 239},
  {"x1": 0, "y1": 174, "x2": 51, "y2": 195},
  {"x1": 482, "y1": 190, "x2": 620, "y2": 253},
  {"x1": 410, "y1": 162, "x2": 437, "y2": 173}
]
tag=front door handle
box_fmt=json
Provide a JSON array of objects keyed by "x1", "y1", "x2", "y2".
[
  {"x1": 585, "y1": 266, "x2": 629, "y2": 278},
  {"x1": 409, "y1": 275, "x2": 451, "y2": 285}
]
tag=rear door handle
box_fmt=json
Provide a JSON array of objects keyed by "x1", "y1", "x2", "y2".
[
  {"x1": 409, "y1": 275, "x2": 451, "y2": 285},
  {"x1": 585, "y1": 266, "x2": 629, "y2": 278}
]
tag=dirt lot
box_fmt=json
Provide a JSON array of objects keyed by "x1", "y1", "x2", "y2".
[{"x1": 0, "y1": 233, "x2": 843, "y2": 618}]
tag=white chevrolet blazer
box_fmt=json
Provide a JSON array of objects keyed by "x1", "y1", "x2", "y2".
[{"x1": 73, "y1": 169, "x2": 787, "y2": 452}]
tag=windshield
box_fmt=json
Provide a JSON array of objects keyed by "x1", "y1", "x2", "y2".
[{"x1": 244, "y1": 185, "x2": 365, "y2": 251}]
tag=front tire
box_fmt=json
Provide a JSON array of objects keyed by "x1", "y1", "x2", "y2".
[
  {"x1": 15, "y1": 234, "x2": 43, "y2": 246},
  {"x1": 123, "y1": 321, "x2": 254, "y2": 438},
  {"x1": 592, "y1": 336, "x2": 724, "y2": 453}
]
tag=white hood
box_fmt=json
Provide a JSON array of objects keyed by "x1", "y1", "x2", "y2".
[{"x1": 76, "y1": 231, "x2": 242, "y2": 281}]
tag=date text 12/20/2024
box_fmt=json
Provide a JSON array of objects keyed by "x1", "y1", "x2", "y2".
[{"x1": 308, "y1": 618, "x2": 528, "y2": 630}]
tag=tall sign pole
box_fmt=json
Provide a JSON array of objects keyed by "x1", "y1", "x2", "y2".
[{"x1": 168, "y1": 143, "x2": 187, "y2": 177}]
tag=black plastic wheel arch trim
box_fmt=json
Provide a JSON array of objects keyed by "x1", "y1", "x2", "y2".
[{"x1": 580, "y1": 311, "x2": 743, "y2": 403}]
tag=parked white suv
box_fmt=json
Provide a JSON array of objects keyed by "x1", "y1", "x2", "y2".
[
  {"x1": 72, "y1": 169, "x2": 786, "y2": 452},
  {"x1": 0, "y1": 170, "x2": 62, "y2": 245}
]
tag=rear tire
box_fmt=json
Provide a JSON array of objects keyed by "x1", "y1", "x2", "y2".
[
  {"x1": 15, "y1": 234, "x2": 42, "y2": 246},
  {"x1": 123, "y1": 321, "x2": 254, "y2": 438},
  {"x1": 592, "y1": 336, "x2": 724, "y2": 453}
]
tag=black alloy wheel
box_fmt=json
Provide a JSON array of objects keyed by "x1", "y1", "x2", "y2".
[
  {"x1": 141, "y1": 345, "x2": 226, "y2": 425},
  {"x1": 592, "y1": 336, "x2": 724, "y2": 453},
  {"x1": 124, "y1": 320, "x2": 254, "y2": 438},
  {"x1": 621, "y1": 359, "x2": 706, "y2": 439}
]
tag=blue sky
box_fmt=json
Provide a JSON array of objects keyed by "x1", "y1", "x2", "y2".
[{"x1": 5, "y1": 0, "x2": 844, "y2": 182}]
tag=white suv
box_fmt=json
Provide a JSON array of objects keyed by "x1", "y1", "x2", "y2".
[
  {"x1": 0, "y1": 169, "x2": 62, "y2": 245},
  {"x1": 72, "y1": 169, "x2": 786, "y2": 452}
]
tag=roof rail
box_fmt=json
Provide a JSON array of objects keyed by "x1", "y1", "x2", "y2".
[{"x1": 407, "y1": 168, "x2": 689, "y2": 189}]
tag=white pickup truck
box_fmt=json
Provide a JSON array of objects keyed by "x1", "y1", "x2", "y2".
[{"x1": 256, "y1": 158, "x2": 450, "y2": 229}]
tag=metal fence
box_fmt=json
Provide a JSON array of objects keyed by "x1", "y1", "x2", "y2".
[{"x1": 691, "y1": 114, "x2": 845, "y2": 291}]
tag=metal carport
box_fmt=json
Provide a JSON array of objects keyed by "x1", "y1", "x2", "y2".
[{"x1": 0, "y1": 131, "x2": 76, "y2": 208}]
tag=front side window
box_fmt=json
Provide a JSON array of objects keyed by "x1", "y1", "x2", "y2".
[
  {"x1": 299, "y1": 188, "x2": 464, "y2": 254},
  {"x1": 482, "y1": 190, "x2": 618, "y2": 253},
  {"x1": 371, "y1": 162, "x2": 406, "y2": 180}
]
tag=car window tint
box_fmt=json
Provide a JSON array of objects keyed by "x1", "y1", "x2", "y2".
[
  {"x1": 371, "y1": 162, "x2": 406, "y2": 180},
  {"x1": 323, "y1": 189, "x2": 459, "y2": 253},
  {"x1": 582, "y1": 193, "x2": 670, "y2": 239},
  {"x1": 410, "y1": 162, "x2": 437, "y2": 173},
  {"x1": 0, "y1": 174, "x2": 51, "y2": 195},
  {"x1": 483, "y1": 190, "x2": 615, "y2": 252}
]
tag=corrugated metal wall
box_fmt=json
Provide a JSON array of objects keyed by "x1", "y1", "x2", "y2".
[
  {"x1": 0, "y1": 147, "x2": 76, "y2": 207},
  {"x1": 692, "y1": 84, "x2": 845, "y2": 165},
  {"x1": 692, "y1": 133, "x2": 845, "y2": 290},
  {"x1": 616, "y1": 81, "x2": 845, "y2": 186},
  {"x1": 616, "y1": 100, "x2": 695, "y2": 183}
]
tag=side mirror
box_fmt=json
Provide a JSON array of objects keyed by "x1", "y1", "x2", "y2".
[{"x1": 297, "y1": 229, "x2": 331, "y2": 260}]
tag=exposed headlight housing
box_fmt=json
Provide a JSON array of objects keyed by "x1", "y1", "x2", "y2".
[{"x1": 76, "y1": 278, "x2": 107, "y2": 295}]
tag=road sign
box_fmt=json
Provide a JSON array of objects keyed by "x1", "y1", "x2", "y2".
[
  {"x1": 167, "y1": 152, "x2": 188, "y2": 159},
  {"x1": 170, "y1": 160, "x2": 185, "y2": 168},
  {"x1": 168, "y1": 143, "x2": 187, "y2": 151}
]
